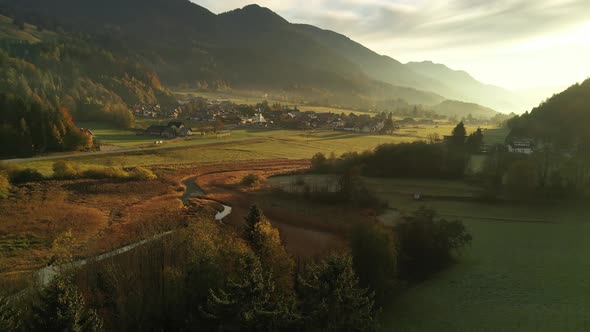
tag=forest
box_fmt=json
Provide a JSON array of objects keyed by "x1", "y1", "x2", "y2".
[
  {"x1": 0, "y1": 202, "x2": 470, "y2": 331},
  {"x1": 0, "y1": 30, "x2": 175, "y2": 157}
]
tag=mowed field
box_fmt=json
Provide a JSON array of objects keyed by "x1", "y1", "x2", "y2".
[
  {"x1": 13, "y1": 123, "x2": 492, "y2": 175},
  {"x1": 268, "y1": 175, "x2": 590, "y2": 332}
]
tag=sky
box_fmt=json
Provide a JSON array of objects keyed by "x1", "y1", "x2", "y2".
[{"x1": 192, "y1": 0, "x2": 590, "y2": 91}]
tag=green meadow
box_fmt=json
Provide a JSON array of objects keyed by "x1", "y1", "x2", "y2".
[
  {"x1": 18, "y1": 123, "x2": 493, "y2": 175},
  {"x1": 268, "y1": 174, "x2": 590, "y2": 332},
  {"x1": 371, "y1": 178, "x2": 590, "y2": 332}
]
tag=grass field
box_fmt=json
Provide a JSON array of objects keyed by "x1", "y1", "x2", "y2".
[
  {"x1": 482, "y1": 126, "x2": 510, "y2": 145},
  {"x1": 372, "y1": 179, "x2": 590, "y2": 331},
  {"x1": 269, "y1": 174, "x2": 590, "y2": 331},
  {"x1": 16, "y1": 123, "x2": 496, "y2": 175}
]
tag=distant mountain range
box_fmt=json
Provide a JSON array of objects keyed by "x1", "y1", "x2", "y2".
[{"x1": 0, "y1": 0, "x2": 530, "y2": 118}]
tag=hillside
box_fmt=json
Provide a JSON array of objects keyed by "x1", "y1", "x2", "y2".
[
  {"x1": 507, "y1": 78, "x2": 590, "y2": 147},
  {"x1": 295, "y1": 25, "x2": 517, "y2": 112},
  {"x1": 0, "y1": 0, "x2": 490, "y2": 108},
  {"x1": 431, "y1": 100, "x2": 498, "y2": 119},
  {"x1": 0, "y1": 14, "x2": 56, "y2": 42},
  {"x1": 406, "y1": 61, "x2": 519, "y2": 112},
  {"x1": 0, "y1": 18, "x2": 175, "y2": 156}
]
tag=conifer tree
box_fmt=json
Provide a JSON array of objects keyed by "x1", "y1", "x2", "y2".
[
  {"x1": 298, "y1": 255, "x2": 377, "y2": 332},
  {"x1": 31, "y1": 275, "x2": 103, "y2": 332}
]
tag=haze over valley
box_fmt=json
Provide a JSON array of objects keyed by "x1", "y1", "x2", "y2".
[{"x1": 1, "y1": 1, "x2": 590, "y2": 332}]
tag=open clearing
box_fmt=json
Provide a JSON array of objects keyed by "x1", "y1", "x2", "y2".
[
  {"x1": 13, "y1": 123, "x2": 495, "y2": 175},
  {"x1": 269, "y1": 174, "x2": 590, "y2": 332}
]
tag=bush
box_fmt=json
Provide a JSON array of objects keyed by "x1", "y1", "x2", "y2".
[
  {"x1": 395, "y1": 208, "x2": 472, "y2": 280},
  {"x1": 8, "y1": 168, "x2": 44, "y2": 184},
  {"x1": 310, "y1": 152, "x2": 329, "y2": 173},
  {"x1": 52, "y1": 161, "x2": 81, "y2": 179},
  {"x1": 351, "y1": 223, "x2": 398, "y2": 305},
  {"x1": 129, "y1": 167, "x2": 157, "y2": 181},
  {"x1": 82, "y1": 166, "x2": 129, "y2": 180},
  {"x1": 240, "y1": 174, "x2": 260, "y2": 187},
  {"x1": 0, "y1": 174, "x2": 10, "y2": 199}
]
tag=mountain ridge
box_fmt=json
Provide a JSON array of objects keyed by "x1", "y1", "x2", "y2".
[{"x1": 0, "y1": 0, "x2": 507, "y2": 115}]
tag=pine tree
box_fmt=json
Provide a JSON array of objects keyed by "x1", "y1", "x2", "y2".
[
  {"x1": 244, "y1": 205, "x2": 265, "y2": 244},
  {"x1": 466, "y1": 127, "x2": 484, "y2": 153},
  {"x1": 450, "y1": 121, "x2": 467, "y2": 146},
  {"x1": 201, "y1": 254, "x2": 298, "y2": 331},
  {"x1": 299, "y1": 255, "x2": 377, "y2": 332},
  {"x1": 30, "y1": 275, "x2": 103, "y2": 332}
]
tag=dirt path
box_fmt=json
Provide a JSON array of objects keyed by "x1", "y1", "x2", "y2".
[{"x1": 25, "y1": 159, "x2": 340, "y2": 289}]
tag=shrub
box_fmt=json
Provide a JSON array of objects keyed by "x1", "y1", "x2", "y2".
[
  {"x1": 351, "y1": 223, "x2": 398, "y2": 305},
  {"x1": 0, "y1": 174, "x2": 10, "y2": 199},
  {"x1": 241, "y1": 174, "x2": 260, "y2": 187},
  {"x1": 82, "y1": 166, "x2": 129, "y2": 180},
  {"x1": 293, "y1": 176, "x2": 306, "y2": 186},
  {"x1": 394, "y1": 208, "x2": 472, "y2": 280},
  {"x1": 52, "y1": 161, "x2": 81, "y2": 179},
  {"x1": 128, "y1": 167, "x2": 157, "y2": 181},
  {"x1": 8, "y1": 168, "x2": 44, "y2": 184},
  {"x1": 310, "y1": 152, "x2": 329, "y2": 173}
]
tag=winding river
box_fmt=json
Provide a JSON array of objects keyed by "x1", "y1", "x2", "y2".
[{"x1": 36, "y1": 176, "x2": 232, "y2": 286}]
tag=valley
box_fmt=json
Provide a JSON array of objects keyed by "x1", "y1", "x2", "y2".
[{"x1": 0, "y1": 1, "x2": 589, "y2": 331}]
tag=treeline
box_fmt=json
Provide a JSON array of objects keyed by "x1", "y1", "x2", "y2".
[
  {"x1": 508, "y1": 78, "x2": 590, "y2": 148},
  {"x1": 311, "y1": 122, "x2": 483, "y2": 179},
  {"x1": 498, "y1": 78, "x2": 590, "y2": 198},
  {"x1": 0, "y1": 36, "x2": 175, "y2": 125},
  {"x1": 0, "y1": 93, "x2": 92, "y2": 157},
  {"x1": 0, "y1": 205, "x2": 470, "y2": 331}
]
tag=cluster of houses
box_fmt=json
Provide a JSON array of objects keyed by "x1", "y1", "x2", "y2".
[
  {"x1": 165, "y1": 97, "x2": 446, "y2": 134},
  {"x1": 146, "y1": 122, "x2": 193, "y2": 138},
  {"x1": 133, "y1": 104, "x2": 180, "y2": 119}
]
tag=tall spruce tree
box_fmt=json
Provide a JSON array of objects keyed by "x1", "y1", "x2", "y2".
[
  {"x1": 30, "y1": 275, "x2": 103, "y2": 332},
  {"x1": 201, "y1": 254, "x2": 298, "y2": 331},
  {"x1": 244, "y1": 205, "x2": 265, "y2": 244},
  {"x1": 298, "y1": 255, "x2": 377, "y2": 332}
]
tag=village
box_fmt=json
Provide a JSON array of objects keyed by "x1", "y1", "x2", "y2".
[{"x1": 135, "y1": 97, "x2": 443, "y2": 139}]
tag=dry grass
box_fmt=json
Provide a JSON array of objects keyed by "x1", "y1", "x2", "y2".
[{"x1": 0, "y1": 171, "x2": 194, "y2": 289}]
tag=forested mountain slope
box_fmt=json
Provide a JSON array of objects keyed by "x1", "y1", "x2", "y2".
[
  {"x1": 0, "y1": 0, "x2": 472, "y2": 107},
  {"x1": 508, "y1": 78, "x2": 590, "y2": 147},
  {"x1": 0, "y1": 16, "x2": 174, "y2": 156}
]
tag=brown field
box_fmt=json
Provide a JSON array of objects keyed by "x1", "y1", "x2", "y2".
[
  {"x1": 1, "y1": 159, "x2": 356, "y2": 292},
  {"x1": 174, "y1": 159, "x2": 350, "y2": 257}
]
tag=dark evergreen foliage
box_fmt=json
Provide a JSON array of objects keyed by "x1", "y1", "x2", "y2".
[
  {"x1": 30, "y1": 275, "x2": 103, "y2": 332},
  {"x1": 394, "y1": 208, "x2": 472, "y2": 280},
  {"x1": 298, "y1": 255, "x2": 377, "y2": 332}
]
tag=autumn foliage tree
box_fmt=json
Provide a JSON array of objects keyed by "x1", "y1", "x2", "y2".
[{"x1": 244, "y1": 205, "x2": 295, "y2": 298}]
